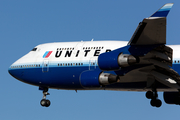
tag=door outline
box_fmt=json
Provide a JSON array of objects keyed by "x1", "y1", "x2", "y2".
[
  {"x1": 89, "y1": 57, "x2": 96, "y2": 70},
  {"x1": 42, "y1": 59, "x2": 49, "y2": 72}
]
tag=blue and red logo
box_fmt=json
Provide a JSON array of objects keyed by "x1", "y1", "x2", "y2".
[{"x1": 43, "y1": 51, "x2": 53, "y2": 58}]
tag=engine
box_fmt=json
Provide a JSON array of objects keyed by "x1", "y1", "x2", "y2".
[
  {"x1": 118, "y1": 53, "x2": 137, "y2": 67},
  {"x1": 98, "y1": 51, "x2": 137, "y2": 70},
  {"x1": 163, "y1": 92, "x2": 180, "y2": 105},
  {"x1": 80, "y1": 70, "x2": 119, "y2": 88}
]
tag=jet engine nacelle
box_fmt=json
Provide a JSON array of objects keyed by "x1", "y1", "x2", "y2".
[
  {"x1": 163, "y1": 92, "x2": 180, "y2": 105},
  {"x1": 80, "y1": 70, "x2": 118, "y2": 88},
  {"x1": 98, "y1": 52, "x2": 137, "y2": 70}
]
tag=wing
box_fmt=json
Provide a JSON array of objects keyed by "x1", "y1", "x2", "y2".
[
  {"x1": 128, "y1": 3, "x2": 174, "y2": 45},
  {"x1": 98, "y1": 3, "x2": 180, "y2": 90},
  {"x1": 127, "y1": 3, "x2": 180, "y2": 89}
]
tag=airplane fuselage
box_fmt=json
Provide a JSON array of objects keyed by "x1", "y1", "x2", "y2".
[{"x1": 8, "y1": 41, "x2": 180, "y2": 91}]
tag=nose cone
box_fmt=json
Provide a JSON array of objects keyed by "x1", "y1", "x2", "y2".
[
  {"x1": 8, "y1": 55, "x2": 27, "y2": 81},
  {"x1": 8, "y1": 65, "x2": 21, "y2": 80},
  {"x1": 8, "y1": 67, "x2": 13, "y2": 76}
]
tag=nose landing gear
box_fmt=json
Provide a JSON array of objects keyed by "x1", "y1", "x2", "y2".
[{"x1": 40, "y1": 87, "x2": 51, "y2": 107}]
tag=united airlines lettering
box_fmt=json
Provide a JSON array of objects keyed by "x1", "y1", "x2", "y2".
[
  {"x1": 55, "y1": 49, "x2": 111, "y2": 58},
  {"x1": 75, "y1": 50, "x2": 80, "y2": 57},
  {"x1": 65, "y1": 50, "x2": 72, "y2": 57},
  {"x1": 84, "y1": 50, "x2": 90, "y2": 57}
]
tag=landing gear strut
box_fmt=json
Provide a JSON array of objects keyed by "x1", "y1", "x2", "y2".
[
  {"x1": 146, "y1": 89, "x2": 162, "y2": 108},
  {"x1": 40, "y1": 87, "x2": 51, "y2": 107}
]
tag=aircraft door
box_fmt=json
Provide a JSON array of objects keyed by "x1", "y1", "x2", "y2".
[
  {"x1": 89, "y1": 58, "x2": 97, "y2": 70},
  {"x1": 42, "y1": 59, "x2": 49, "y2": 72}
]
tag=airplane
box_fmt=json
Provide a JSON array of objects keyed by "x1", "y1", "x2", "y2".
[{"x1": 8, "y1": 3, "x2": 180, "y2": 108}]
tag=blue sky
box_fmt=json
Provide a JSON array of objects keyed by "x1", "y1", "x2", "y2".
[{"x1": 1, "y1": 0, "x2": 180, "y2": 120}]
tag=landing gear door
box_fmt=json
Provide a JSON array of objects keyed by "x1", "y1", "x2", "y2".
[
  {"x1": 89, "y1": 57, "x2": 96, "y2": 70},
  {"x1": 42, "y1": 60, "x2": 49, "y2": 72}
]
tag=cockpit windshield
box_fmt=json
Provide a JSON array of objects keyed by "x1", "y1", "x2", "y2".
[{"x1": 31, "y1": 48, "x2": 37, "y2": 51}]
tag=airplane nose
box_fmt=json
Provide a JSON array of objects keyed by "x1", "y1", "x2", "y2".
[
  {"x1": 8, "y1": 66, "x2": 13, "y2": 76},
  {"x1": 8, "y1": 66, "x2": 15, "y2": 78},
  {"x1": 8, "y1": 65, "x2": 22, "y2": 80}
]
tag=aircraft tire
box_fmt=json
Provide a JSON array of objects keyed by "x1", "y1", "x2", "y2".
[
  {"x1": 40, "y1": 99, "x2": 47, "y2": 107},
  {"x1": 150, "y1": 99, "x2": 156, "y2": 107},
  {"x1": 155, "y1": 99, "x2": 162, "y2": 108},
  {"x1": 150, "y1": 99, "x2": 162, "y2": 108},
  {"x1": 45, "y1": 99, "x2": 51, "y2": 107},
  {"x1": 146, "y1": 91, "x2": 153, "y2": 99},
  {"x1": 40, "y1": 99, "x2": 50, "y2": 107}
]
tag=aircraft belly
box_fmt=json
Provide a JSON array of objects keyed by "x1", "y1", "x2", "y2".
[{"x1": 48, "y1": 66, "x2": 87, "y2": 89}]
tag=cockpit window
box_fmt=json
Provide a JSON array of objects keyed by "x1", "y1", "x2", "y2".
[{"x1": 31, "y1": 48, "x2": 37, "y2": 51}]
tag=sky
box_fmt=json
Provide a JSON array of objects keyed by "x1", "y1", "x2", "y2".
[{"x1": 1, "y1": 0, "x2": 180, "y2": 120}]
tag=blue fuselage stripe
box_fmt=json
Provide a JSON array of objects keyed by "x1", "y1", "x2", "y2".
[{"x1": 9, "y1": 63, "x2": 180, "y2": 90}]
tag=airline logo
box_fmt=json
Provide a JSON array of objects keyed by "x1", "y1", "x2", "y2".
[{"x1": 43, "y1": 51, "x2": 53, "y2": 58}]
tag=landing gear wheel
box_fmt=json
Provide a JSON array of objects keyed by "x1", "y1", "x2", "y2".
[
  {"x1": 150, "y1": 99, "x2": 162, "y2": 108},
  {"x1": 155, "y1": 99, "x2": 162, "y2": 108},
  {"x1": 146, "y1": 87, "x2": 162, "y2": 108},
  {"x1": 45, "y1": 99, "x2": 51, "y2": 107},
  {"x1": 40, "y1": 99, "x2": 47, "y2": 107},
  {"x1": 150, "y1": 99, "x2": 156, "y2": 107},
  {"x1": 40, "y1": 99, "x2": 51, "y2": 107},
  {"x1": 39, "y1": 87, "x2": 51, "y2": 107},
  {"x1": 146, "y1": 91, "x2": 153, "y2": 99}
]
